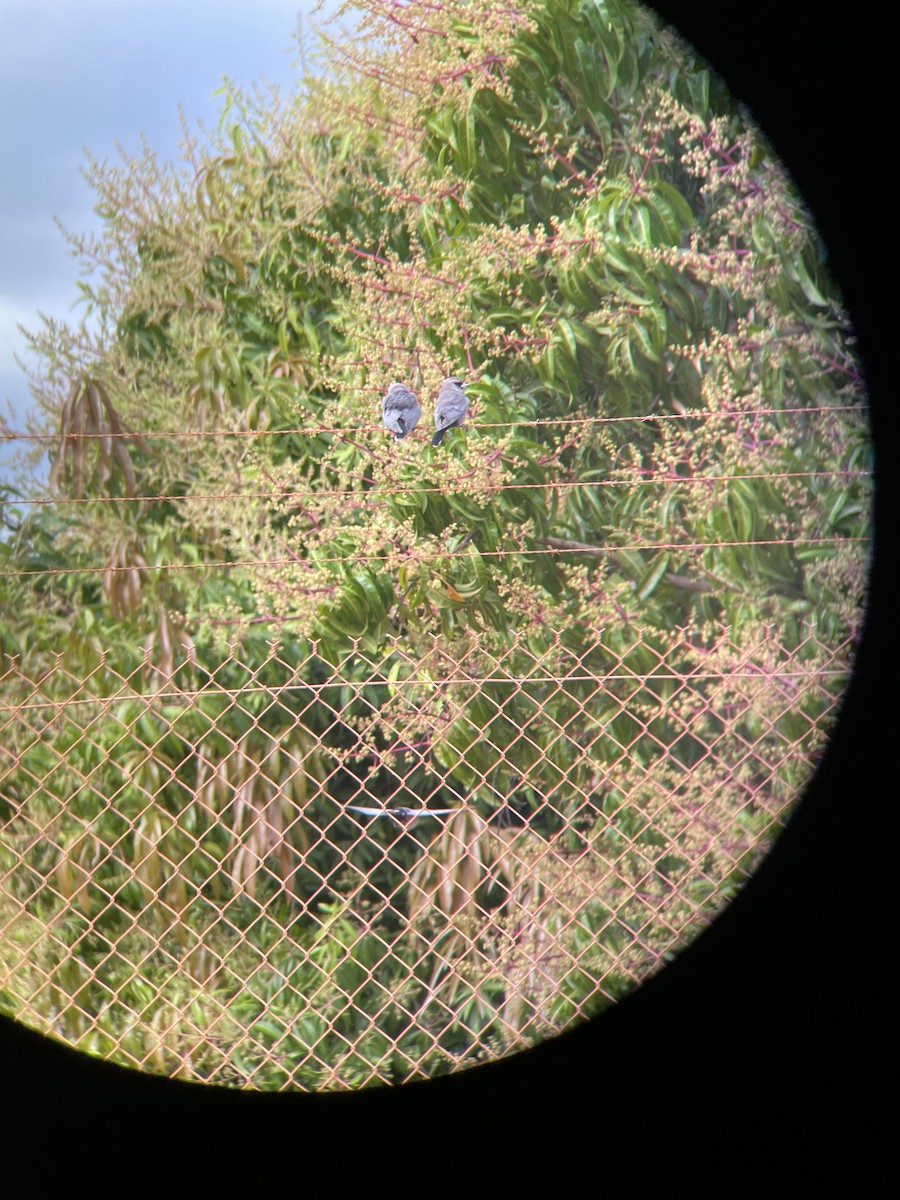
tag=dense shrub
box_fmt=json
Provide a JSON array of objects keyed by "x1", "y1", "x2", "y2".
[{"x1": 0, "y1": 0, "x2": 869, "y2": 1088}]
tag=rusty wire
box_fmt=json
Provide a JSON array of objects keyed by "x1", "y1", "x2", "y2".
[
  {"x1": 0, "y1": 404, "x2": 861, "y2": 443},
  {"x1": 0, "y1": 536, "x2": 866, "y2": 582},
  {"x1": 0, "y1": 468, "x2": 867, "y2": 510}
]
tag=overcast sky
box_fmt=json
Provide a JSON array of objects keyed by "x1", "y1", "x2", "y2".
[{"x1": 0, "y1": 0, "x2": 331, "y2": 478}]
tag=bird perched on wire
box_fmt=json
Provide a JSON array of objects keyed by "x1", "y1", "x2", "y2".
[
  {"x1": 347, "y1": 804, "x2": 458, "y2": 830},
  {"x1": 432, "y1": 377, "x2": 469, "y2": 446},
  {"x1": 381, "y1": 381, "x2": 422, "y2": 439}
]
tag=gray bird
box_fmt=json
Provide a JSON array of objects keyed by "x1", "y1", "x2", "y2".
[
  {"x1": 347, "y1": 804, "x2": 458, "y2": 830},
  {"x1": 432, "y1": 377, "x2": 469, "y2": 446},
  {"x1": 381, "y1": 381, "x2": 421, "y2": 439}
]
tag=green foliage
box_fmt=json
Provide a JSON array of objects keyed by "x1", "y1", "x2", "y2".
[{"x1": 1, "y1": 0, "x2": 869, "y2": 1088}]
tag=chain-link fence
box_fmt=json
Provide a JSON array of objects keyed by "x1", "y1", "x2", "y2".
[{"x1": 0, "y1": 619, "x2": 854, "y2": 1090}]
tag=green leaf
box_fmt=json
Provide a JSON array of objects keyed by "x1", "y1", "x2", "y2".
[
  {"x1": 556, "y1": 318, "x2": 578, "y2": 358},
  {"x1": 792, "y1": 254, "x2": 829, "y2": 307},
  {"x1": 635, "y1": 553, "x2": 670, "y2": 601}
]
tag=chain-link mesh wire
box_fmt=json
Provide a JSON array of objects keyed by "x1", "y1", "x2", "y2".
[{"x1": 0, "y1": 619, "x2": 853, "y2": 1090}]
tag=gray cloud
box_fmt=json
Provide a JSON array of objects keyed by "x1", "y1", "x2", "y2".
[{"x1": 1, "y1": 0, "x2": 322, "y2": 462}]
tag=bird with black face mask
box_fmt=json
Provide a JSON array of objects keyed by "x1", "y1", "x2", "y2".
[
  {"x1": 381, "y1": 382, "x2": 421, "y2": 439},
  {"x1": 432, "y1": 377, "x2": 469, "y2": 446}
]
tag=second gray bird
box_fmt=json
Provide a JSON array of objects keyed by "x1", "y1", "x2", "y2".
[
  {"x1": 381, "y1": 382, "x2": 421, "y2": 439},
  {"x1": 432, "y1": 377, "x2": 469, "y2": 446}
]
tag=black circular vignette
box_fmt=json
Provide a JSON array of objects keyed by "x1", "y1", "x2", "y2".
[{"x1": 3, "y1": 0, "x2": 890, "y2": 1184}]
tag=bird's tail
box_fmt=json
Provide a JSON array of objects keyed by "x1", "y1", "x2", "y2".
[{"x1": 432, "y1": 429, "x2": 445, "y2": 446}]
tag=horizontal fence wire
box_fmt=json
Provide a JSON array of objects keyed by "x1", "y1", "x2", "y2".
[
  {"x1": 0, "y1": 469, "x2": 867, "y2": 515},
  {"x1": 0, "y1": 405, "x2": 862, "y2": 443},
  {"x1": 0, "y1": 538, "x2": 866, "y2": 582}
]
